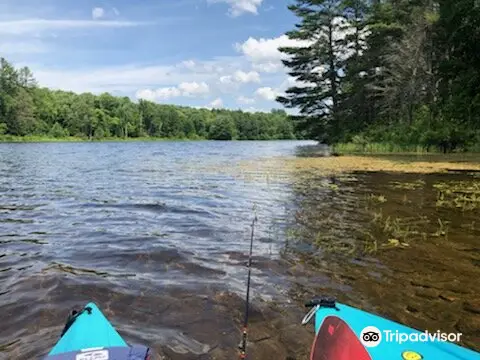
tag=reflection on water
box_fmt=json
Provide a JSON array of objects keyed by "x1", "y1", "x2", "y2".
[{"x1": 1, "y1": 142, "x2": 479, "y2": 359}]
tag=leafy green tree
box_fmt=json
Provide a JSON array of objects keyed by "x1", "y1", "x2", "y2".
[
  {"x1": 0, "y1": 58, "x2": 18, "y2": 131},
  {"x1": 160, "y1": 107, "x2": 185, "y2": 138},
  {"x1": 49, "y1": 122, "x2": 68, "y2": 138},
  {"x1": 183, "y1": 116, "x2": 195, "y2": 138},
  {"x1": 208, "y1": 115, "x2": 237, "y2": 140},
  {"x1": 17, "y1": 66, "x2": 37, "y2": 88},
  {"x1": 10, "y1": 87, "x2": 36, "y2": 135},
  {"x1": 0, "y1": 122, "x2": 7, "y2": 135},
  {"x1": 188, "y1": 112, "x2": 208, "y2": 138}
]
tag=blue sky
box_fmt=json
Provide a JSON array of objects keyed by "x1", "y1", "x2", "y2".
[{"x1": 0, "y1": 0, "x2": 302, "y2": 112}]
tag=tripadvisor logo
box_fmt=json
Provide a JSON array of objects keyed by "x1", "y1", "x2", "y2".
[
  {"x1": 360, "y1": 326, "x2": 382, "y2": 348},
  {"x1": 360, "y1": 326, "x2": 462, "y2": 348}
]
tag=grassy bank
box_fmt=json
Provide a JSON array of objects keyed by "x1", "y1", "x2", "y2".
[
  {"x1": 333, "y1": 142, "x2": 480, "y2": 154},
  {"x1": 334, "y1": 142, "x2": 437, "y2": 154}
]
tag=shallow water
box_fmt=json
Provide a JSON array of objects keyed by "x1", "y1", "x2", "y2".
[
  {"x1": 286, "y1": 169, "x2": 480, "y2": 352},
  {"x1": 0, "y1": 142, "x2": 479, "y2": 359}
]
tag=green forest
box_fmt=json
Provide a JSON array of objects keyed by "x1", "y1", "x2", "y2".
[
  {"x1": 0, "y1": 58, "x2": 295, "y2": 141},
  {"x1": 278, "y1": 0, "x2": 480, "y2": 152}
]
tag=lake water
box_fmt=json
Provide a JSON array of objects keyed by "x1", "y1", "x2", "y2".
[
  {"x1": 0, "y1": 141, "x2": 317, "y2": 359},
  {"x1": 1, "y1": 141, "x2": 479, "y2": 359}
]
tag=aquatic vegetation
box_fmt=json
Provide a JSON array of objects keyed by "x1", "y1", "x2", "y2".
[
  {"x1": 193, "y1": 154, "x2": 480, "y2": 190},
  {"x1": 361, "y1": 231, "x2": 378, "y2": 254},
  {"x1": 382, "y1": 216, "x2": 418, "y2": 243},
  {"x1": 371, "y1": 209, "x2": 384, "y2": 224},
  {"x1": 368, "y1": 194, "x2": 387, "y2": 203},
  {"x1": 389, "y1": 179, "x2": 426, "y2": 190},
  {"x1": 277, "y1": 156, "x2": 480, "y2": 353},
  {"x1": 271, "y1": 153, "x2": 480, "y2": 260},
  {"x1": 432, "y1": 219, "x2": 449, "y2": 240},
  {"x1": 381, "y1": 239, "x2": 410, "y2": 249},
  {"x1": 433, "y1": 181, "x2": 480, "y2": 193},
  {"x1": 233, "y1": 156, "x2": 480, "y2": 181},
  {"x1": 434, "y1": 181, "x2": 480, "y2": 211},
  {"x1": 328, "y1": 183, "x2": 339, "y2": 191}
]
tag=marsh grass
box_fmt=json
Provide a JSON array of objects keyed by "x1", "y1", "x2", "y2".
[
  {"x1": 333, "y1": 142, "x2": 436, "y2": 154},
  {"x1": 389, "y1": 179, "x2": 426, "y2": 190},
  {"x1": 432, "y1": 219, "x2": 449, "y2": 240},
  {"x1": 434, "y1": 181, "x2": 480, "y2": 211},
  {"x1": 368, "y1": 194, "x2": 387, "y2": 203},
  {"x1": 285, "y1": 174, "x2": 479, "y2": 257}
]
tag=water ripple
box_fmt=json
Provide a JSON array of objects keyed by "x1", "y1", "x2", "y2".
[{"x1": 0, "y1": 141, "x2": 314, "y2": 359}]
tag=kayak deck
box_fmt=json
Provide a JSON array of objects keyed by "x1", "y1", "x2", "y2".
[{"x1": 48, "y1": 302, "x2": 127, "y2": 356}]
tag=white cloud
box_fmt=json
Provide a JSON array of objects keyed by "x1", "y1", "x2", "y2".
[
  {"x1": 220, "y1": 70, "x2": 260, "y2": 85},
  {"x1": 208, "y1": 0, "x2": 264, "y2": 17},
  {"x1": 135, "y1": 87, "x2": 181, "y2": 101},
  {"x1": 134, "y1": 89, "x2": 155, "y2": 101},
  {"x1": 0, "y1": 19, "x2": 143, "y2": 35},
  {"x1": 180, "y1": 60, "x2": 196, "y2": 70},
  {"x1": 252, "y1": 61, "x2": 283, "y2": 73},
  {"x1": 237, "y1": 96, "x2": 255, "y2": 105},
  {"x1": 154, "y1": 87, "x2": 182, "y2": 100},
  {"x1": 136, "y1": 87, "x2": 181, "y2": 101},
  {"x1": 233, "y1": 70, "x2": 260, "y2": 83},
  {"x1": 34, "y1": 64, "x2": 173, "y2": 93},
  {"x1": 135, "y1": 81, "x2": 210, "y2": 102},
  {"x1": 113, "y1": 7, "x2": 120, "y2": 16},
  {"x1": 255, "y1": 87, "x2": 279, "y2": 101},
  {"x1": 178, "y1": 81, "x2": 210, "y2": 96},
  {"x1": 209, "y1": 98, "x2": 224, "y2": 108},
  {"x1": 235, "y1": 35, "x2": 310, "y2": 73},
  {"x1": 92, "y1": 7, "x2": 105, "y2": 20},
  {"x1": 177, "y1": 57, "x2": 244, "y2": 75},
  {"x1": 236, "y1": 35, "x2": 305, "y2": 63},
  {"x1": 219, "y1": 75, "x2": 233, "y2": 84}
]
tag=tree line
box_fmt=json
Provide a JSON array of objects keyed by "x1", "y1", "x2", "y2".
[
  {"x1": 0, "y1": 58, "x2": 296, "y2": 141},
  {"x1": 278, "y1": 0, "x2": 480, "y2": 152}
]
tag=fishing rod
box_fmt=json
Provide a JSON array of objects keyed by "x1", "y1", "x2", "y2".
[{"x1": 239, "y1": 214, "x2": 258, "y2": 359}]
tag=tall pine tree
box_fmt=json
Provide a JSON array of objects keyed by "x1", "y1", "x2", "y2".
[{"x1": 277, "y1": 0, "x2": 349, "y2": 144}]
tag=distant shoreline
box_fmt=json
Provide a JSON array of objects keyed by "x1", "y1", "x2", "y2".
[
  {"x1": 0, "y1": 136, "x2": 305, "y2": 143},
  {"x1": 0, "y1": 136, "x2": 196, "y2": 143}
]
